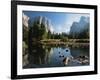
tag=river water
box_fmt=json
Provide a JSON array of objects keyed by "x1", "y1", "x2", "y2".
[{"x1": 23, "y1": 44, "x2": 89, "y2": 68}]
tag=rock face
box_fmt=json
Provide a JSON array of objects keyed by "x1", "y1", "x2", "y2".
[
  {"x1": 29, "y1": 16, "x2": 53, "y2": 33},
  {"x1": 22, "y1": 13, "x2": 29, "y2": 41},
  {"x1": 22, "y1": 13, "x2": 30, "y2": 28},
  {"x1": 70, "y1": 16, "x2": 89, "y2": 38}
]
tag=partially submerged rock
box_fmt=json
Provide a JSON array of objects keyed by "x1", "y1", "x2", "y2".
[
  {"x1": 76, "y1": 55, "x2": 89, "y2": 65},
  {"x1": 63, "y1": 57, "x2": 71, "y2": 65}
]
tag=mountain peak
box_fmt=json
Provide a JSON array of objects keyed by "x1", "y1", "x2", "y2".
[
  {"x1": 79, "y1": 16, "x2": 89, "y2": 23},
  {"x1": 70, "y1": 16, "x2": 89, "y2": 38}
]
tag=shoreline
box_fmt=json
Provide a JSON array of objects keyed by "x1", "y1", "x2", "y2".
[{"x1": 32, "y1": 39, "x2": 89, "y2": 48}]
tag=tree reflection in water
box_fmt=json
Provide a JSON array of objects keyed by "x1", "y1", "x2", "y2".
[{"x1": 23, "y1": 42, "x2": 52, "y2": 68}]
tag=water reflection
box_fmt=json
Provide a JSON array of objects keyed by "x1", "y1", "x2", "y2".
[{"x1": 23, "y1": 43, "x2": 89, "y2": 68}]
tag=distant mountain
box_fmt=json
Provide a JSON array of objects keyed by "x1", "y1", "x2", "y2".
[{"x1": 70, "y1": 16, "x2": 89, "y2": 38}]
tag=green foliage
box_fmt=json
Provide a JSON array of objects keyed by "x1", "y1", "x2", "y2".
[
  {"x1": 61, "y1": 37, "x2": 68, "y2": 42},
  {"x1": 23, "y1": 25, "x2": 28, "y2": 45},
  {"x1": 47, "y1": 30, "x2": 51, "y2": 39},
  {"x1": 30, "y1": 21, "x2": 48, "y2": 40}
]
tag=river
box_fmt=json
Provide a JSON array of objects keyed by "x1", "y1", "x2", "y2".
[{"x1": 23, "y1": 44, "x2": 89, "y2": 68}]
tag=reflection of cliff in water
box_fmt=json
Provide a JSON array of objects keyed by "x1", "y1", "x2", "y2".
[{"x1": 23, "y1": 43, "x2": 52, "y2": 68}]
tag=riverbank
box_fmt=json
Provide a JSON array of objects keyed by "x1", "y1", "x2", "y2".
[{"x1": 32, "y1": 39, "x2": 89, "y2": 48}]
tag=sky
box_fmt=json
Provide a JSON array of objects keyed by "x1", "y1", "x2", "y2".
[{"x1": 23, "y1": 11, "x2": 89, "y2": 34}]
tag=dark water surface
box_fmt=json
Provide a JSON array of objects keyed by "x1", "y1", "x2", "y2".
[{"x1": 23, "y1": 44, "x2": 89, "y2": 68}]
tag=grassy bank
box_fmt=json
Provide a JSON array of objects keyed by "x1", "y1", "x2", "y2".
[{"x1": 32, "y1": 39, "x2": 90, "y2": 48}]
